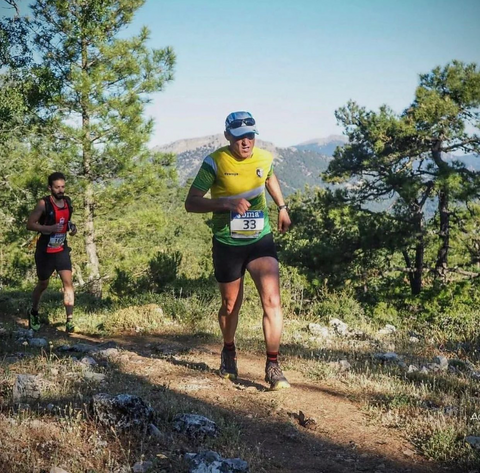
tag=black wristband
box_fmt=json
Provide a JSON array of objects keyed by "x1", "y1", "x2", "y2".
[{"x1": 278, "y1": 205, "x2": 288, "y2": 211}]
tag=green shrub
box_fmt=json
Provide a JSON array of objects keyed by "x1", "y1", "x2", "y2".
[
  {"x1": 369, "y1": 301, "x2": 400, "y2": 326},
  {"x1": 100, "y1": 303, "x2": 165, "y2": 333},
  {"x1": 279, "y1": 264, "x2": 311, "y2": 316},
  {"x1": 110, "y1": 268, "x2": 137, "y2": 298},
  {"x1": 160, "y1": 292, "x2": 217, "y2": 325},
  {"x1": 309, "y1": 286, "x2": 365, "y2": 324},
  {"x1": 148, "y1": 250, "x2": 182, "y2": 290},
  {"x1": 420, "y1": 427, "x2": 476, "y2": 465}
]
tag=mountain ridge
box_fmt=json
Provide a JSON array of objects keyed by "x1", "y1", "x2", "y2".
[
  {"x1": 153, "y1": 135, "x2": 479, "y2": 196},
  {"x1": 153, "y1": 134, "x2": 338, "y2": 194}
]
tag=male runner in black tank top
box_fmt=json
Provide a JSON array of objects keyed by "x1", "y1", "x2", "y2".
[{"x1": 26, "y1": 172, "x2": 78, "y2": 333}]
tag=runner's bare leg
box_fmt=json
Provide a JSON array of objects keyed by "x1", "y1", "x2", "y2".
[
  {"x1": 247, "y1": 257, "x2": 283, "y2": 353},
  {"x1": 218, "y1": 277, "x2": 244, "y2": 343},
  {"x1": 58, "y1": 270, "x2": 74, "y2": 318}
]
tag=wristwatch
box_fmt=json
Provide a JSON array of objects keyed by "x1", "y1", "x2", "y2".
[{"x1": 278, "y1": 205, "x2": 289, "y2": 211}]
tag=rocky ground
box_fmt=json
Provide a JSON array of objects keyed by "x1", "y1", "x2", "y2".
[{"x1": 0, "y1": 311, "x2": 466, "y2": 473}]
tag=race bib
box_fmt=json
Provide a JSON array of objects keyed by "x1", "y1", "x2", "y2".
[
  {"x1": 230, "y1": 210, "x2": 264, "y2": 239},
  {"x1": 47, "y1": 233, "x2": 66, "y2": 250}
]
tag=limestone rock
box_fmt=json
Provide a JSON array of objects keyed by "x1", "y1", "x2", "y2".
[
  {"x1": 84, "y1": 372, "x2": 106, "y2": 383},
  {"x1": 28, "y1": 338, "x2": 49, "y2": 348},
  {"x1": 185, "y1": 450, "x2": 248, "y2": 472},
  {"x1": 132, "y1": 461, "x2": 153, "y2": 473},
  {"x1": 377, "y1": 324, "x2": 397, "y2": 336},
  {"x1": 328, "y1": 359, "x2": 351, "y2": 372},
  {"x1": 346, "y1": 329, "x2": 366, "y2": 339},
  {"x1": 329, "y1": 318, "x2": 349, "y2": 336},
  {"x1": 434, "y1": 356, "x2": 448, "y2": 370},
  {"x1": 94, "y1": 348, "x2": 120, "y2": 359},
  {"x1": 308, "y1": 323, "x2": 330, "y2": 338},
  {"x1": 466, "y1": 436, "x2": 480, "y2": 450},
  {"x1": 374, "y1": 352, "x2": 401, "y2": 363},
  {"x1": 80, "y1": 356, "x2": 97, "y2": 367},
  {"x1": 173, "y1": 414, "x2": 218, "y2": 439},
  {"x1": 90, "y1": 393, "x2": 154, "y2": 432},
  {"x1": 471, "y1": 371, "x2": 480, "y2": 381},
  {"x1": 13, "y1": 374, "x2": 42, "y2": 402},
  {"x1": 422, "y1": 363, "x2": 443, "y2": 373}
]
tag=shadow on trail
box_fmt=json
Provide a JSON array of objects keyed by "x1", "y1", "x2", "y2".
[
  {"x1": 0, "y1": 288, "x2": 469, "y2": 473},
  {"x1": 0, "y1": 315, "x2": 459, "y2": 473},
  {"x1": 1, "y1": 291, "x2": 472, "y2": 408},
  {"x1": 0, "y1": 287, "x2": 116, "y2": 312}
]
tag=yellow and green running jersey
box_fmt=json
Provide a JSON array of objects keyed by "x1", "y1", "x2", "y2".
[{"x1": 191, "y1": 146, "x2": 274, "y2": 246}]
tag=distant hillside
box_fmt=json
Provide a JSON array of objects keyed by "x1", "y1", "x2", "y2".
[
  {"x1": 154, "y1": 134, "x2": 336, "y2": 195},
  {"x1": 154, "y1": 134, "x2": 278, "y2": 186},
  {"x1": 294, "y1": 134, "x2": 348, "y2": 156},
  {"x1": 273, "y1": 147, "x2": 332, "y2": 195},
  {"x1": 446, "y1": 153, "x2": 480, "y2": 171},
  {"x1": 154, "y1": 134, "x2": 479, "y2": 200}
]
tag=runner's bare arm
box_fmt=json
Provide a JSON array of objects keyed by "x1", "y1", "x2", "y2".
[
  {"x1": 26, "y1": 200, "x2": 63, "y2": 234},
  {"x1": 265, "y1": 174, "x2": 291, "y2": 233},
  {"x1": 185, "y1": 186, "x2": 251, "y2": 215}
]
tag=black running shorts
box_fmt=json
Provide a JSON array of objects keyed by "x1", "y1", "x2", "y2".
[
  {"x1": 35, "y1": 247, "x2": 72, "y2": 281},
  {"x1": 212, "y1": 233, "x2": 278, "y2": 283}
]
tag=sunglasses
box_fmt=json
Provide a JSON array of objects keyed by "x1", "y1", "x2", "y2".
[
  {"x1": 232, "y1": 132, "x2": 256, "y2": 141},
  {"x1": 227, "y1": 117, "x2": 256, "y2": 129}
]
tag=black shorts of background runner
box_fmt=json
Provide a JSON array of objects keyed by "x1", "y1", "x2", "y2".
[
  {"x1": 34, "y1": 247, "x2": 72, "y2": 281},
  {"x1": 212, "y1": 233, "x2": 278, "y2": 283}
]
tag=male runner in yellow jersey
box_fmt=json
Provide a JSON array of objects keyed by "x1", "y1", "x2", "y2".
[{"x1": 185, "y1": 111, "x2": 292, "y2": 390}]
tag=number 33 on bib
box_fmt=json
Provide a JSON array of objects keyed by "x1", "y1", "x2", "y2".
[{"x1": 230, "y1": 210, "x2": 265, "y2": 239}]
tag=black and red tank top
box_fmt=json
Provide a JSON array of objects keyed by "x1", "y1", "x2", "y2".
[{"x1": 38, "y1": 197, "x2": 71, "y2": 253}]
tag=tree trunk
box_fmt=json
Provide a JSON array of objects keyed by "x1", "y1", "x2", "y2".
[
  {"x1": 83, "y1": 180, "x2": 102, "y2": 296},
  {"x1": 402, "y1": 246, "x2": 423, "y2": 296},
  {"x1": 402, "y1": 211, "x2": 424, "y2": 295},
  {"x1": 435, "y1": 187, "x2": 450, "y2": 279},
  {"x1": 412, "y1": 240, "x2": 424, "y2": 295},
  {"x1": 432, "y1": 142, "x2": 450, "y2": 281},
  {"x1": 82, "y1": 37, "x2": 102, "y2": 297}
]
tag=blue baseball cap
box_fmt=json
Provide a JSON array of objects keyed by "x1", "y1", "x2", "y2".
[{"x1": 225, "y1": 111, "x2": 259, "y2": 137}]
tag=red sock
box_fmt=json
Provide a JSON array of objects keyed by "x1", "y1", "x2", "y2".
[
  {"x1": 267, "y1": 351, "x2": 278, "y2": 363},
  {"x1": 224, "y1": 341, "x2": 236, "y2": 353}
]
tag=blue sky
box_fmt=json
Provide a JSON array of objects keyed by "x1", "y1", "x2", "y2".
[{"x1": 99, "y1": 1, "x2": 480, "y2": 147}]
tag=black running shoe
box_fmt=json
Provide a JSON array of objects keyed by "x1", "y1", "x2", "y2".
[
  {"x1": 265, "y1": 361, "x2": 290, "y2": 390},
  {"x1": 219, "y1": 348, "x2": 238, "y2": 380}
]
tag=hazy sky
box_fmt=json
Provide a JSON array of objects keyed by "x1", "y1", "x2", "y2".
[{"x1": 125, "y1": 1, "x2": 479, "y2": 147}]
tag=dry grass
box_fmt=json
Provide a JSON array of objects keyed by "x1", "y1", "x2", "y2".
[
  {"x1": 0, "y1": 322, "x2": 264, "y2": 473},
  {"x1": 2, "y1": 281, "x2": 480, "y2": 470},
  {"x1": 281, "y1": 322, "x2": 480, "y2": 467}
]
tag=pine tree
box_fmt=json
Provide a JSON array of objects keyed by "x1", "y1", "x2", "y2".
[
  {"x1": 29, "y1": 0, "x2": 175, "y2": 295},
  {"x1": 326, "y1": 61, "x2": 480, "y2": 294},
  {"x1": 406, "y1": 61, "x2": 480, "y2": 278}
]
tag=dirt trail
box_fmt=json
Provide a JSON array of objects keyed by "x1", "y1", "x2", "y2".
[
  {"x1": 4, "y1": 315, "x2": 457, "y2": 473},
  {"x1": 64, "y1": 329, "x2": 453, "y2": 473}
]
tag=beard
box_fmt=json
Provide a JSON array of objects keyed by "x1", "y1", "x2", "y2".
[{"x1": 52, "y1": 191, "x2": 64, "y2": 200}]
